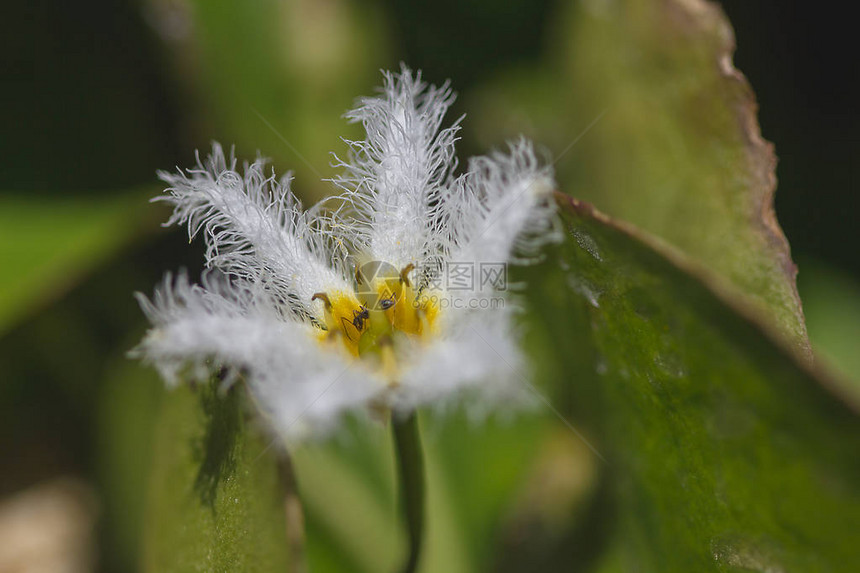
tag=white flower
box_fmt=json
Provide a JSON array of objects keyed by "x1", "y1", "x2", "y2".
[{"x1": 133, "y1": 66, "x2": 559, "y2": 439}]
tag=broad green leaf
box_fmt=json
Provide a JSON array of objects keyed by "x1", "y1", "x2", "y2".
[
  {"x1": 515, "y1": 195, "x2": 860, "y2": 571},
  {"x1": 144, "y1": 384, "x2": 294, "y2": 572},
  {"x1": 470, "y1": 0, "x2": 808, "y2": 354},
  {"x1": 0, "y1": 191, "x2": 158, "y2": 335}
]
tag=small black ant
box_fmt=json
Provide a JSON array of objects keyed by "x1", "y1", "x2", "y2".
[
  {"x1": 341, "y1": 306, "x2": 370, "y2": 340},
  {"x1": 313, "y1": 292, "x2": 369, "y2": 341}
]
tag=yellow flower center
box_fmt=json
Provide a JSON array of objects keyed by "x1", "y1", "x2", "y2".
[{"x1": 313, "y1": 263, "x2": 441, "y2": 370}]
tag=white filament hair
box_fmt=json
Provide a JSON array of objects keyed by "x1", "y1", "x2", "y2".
[
  {"x1": 132, "y1": 272, "x2": 380, "y2": 438},
  {"x1": 434, "y1": 139, "x2": 560, "y2": 301},
  {"x1": 136, "y1": 69, "x2": 563, "y2": 441},
  {"x1": 331, "y1": 64, "x2": 462, "y2": 270},
  {"x1": 157, "y1": 143, "x2": 352, "y2": 322},
  {"x1": 393, "y1": 307, "x2": 531, "y2": 414}
]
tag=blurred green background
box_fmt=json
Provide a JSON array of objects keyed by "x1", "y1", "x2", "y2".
[{"x1": 1, "y1": 1, "x2": 857, "y2": 571}]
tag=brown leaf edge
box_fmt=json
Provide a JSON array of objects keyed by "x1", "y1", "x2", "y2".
[{"x1": 671, "y1": 0, "x2": 811, "y2": 355}]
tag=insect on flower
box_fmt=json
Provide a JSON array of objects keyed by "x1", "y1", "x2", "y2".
[{"x1": 133, "y1": 65, "x2": 560, "y2": 439}]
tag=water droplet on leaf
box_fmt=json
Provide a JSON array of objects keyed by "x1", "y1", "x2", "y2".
[
  {"x1": 710, "y1": 535, "x2": 786, "y2": 573},
  {"x1": 572, "y1": 229, "x2": 603, "y2": 261}
]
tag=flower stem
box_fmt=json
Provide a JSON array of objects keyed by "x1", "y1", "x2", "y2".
[{"x1": 392, "y1": 411, "x2": 425, "y2": 573}]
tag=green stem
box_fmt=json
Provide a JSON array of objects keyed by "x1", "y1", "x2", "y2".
[{"x1": 392, "y1": 411, "x2": 425, "y2": 573}]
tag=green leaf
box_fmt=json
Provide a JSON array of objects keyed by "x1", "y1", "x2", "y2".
[
  {"x1": 0, "y1": 190, "x2": 158, "y2": 335},
  {"x1": 470, "y1": 0, "x2": 808, "y2": 353},
  {"x1": 516, "y1": 195, "x2": 860, "y2": 571},
  {"x1": 144, "y1": 383, "x2": 294, "y2": 572}
]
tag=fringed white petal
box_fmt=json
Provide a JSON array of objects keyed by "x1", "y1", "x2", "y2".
[
  {"x1": 436, "y1": 138, "x2": 559, "y2": 301},
  {"x1": 132, "y1": 272, "x2": 379, "y2": 438},
  {"x1": 157, "y1": 143, "x2": 352, "y2": 322},
  {"x1": 137, "y1": 69, "x2": 563, "y2": 441},
  {"x1": 331, "y1": 65, "x2": 461, "y2": 270},
  {"x1": 392, "y1": 308, "x2": 531, "y2": 416}
]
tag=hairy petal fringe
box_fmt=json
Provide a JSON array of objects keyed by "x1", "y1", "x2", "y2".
[
  {"x1": 393, "y1": 307, "x2": 533, "y2": 415},
  {"x1": 157, "y1": 143, "x2": 352, "y2": 322},
  {"x1": 433, "y1": 138, "x2": 560, "y2": 301},
  {"x1": 136, "y1": 69, "x2": 562, "y2": 441},
  {"x1": 331, "y1": 64, "x2": 462, "y2": 270},
  {"x1": 132, "y1": 272, "x2": 379, "y2": 438}
]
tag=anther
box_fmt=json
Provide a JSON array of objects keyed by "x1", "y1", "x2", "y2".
[
  {"x1": 399, "y1": 263, "x2": 415, "y2": 287},
  {"x1": 311, "y1": 292, "x2": 332, "y2": 308}
]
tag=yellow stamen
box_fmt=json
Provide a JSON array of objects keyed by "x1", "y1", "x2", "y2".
[
  {"x1": 372, "y1": 278, "x2": 439, "y2": 336},
  {"x1": 314, "y1": 264, "x2": 442, "y2": 359},
  {"x1": 313, "y1": 290, "x2": 366, "y2": 356}
]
